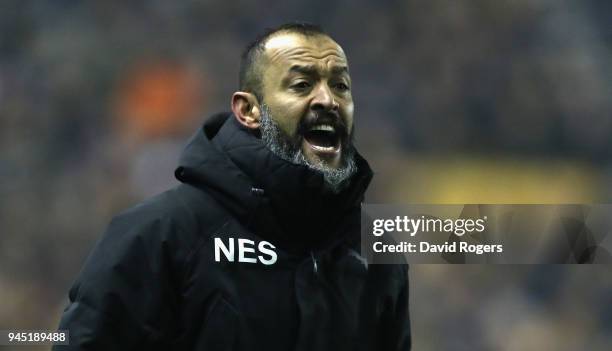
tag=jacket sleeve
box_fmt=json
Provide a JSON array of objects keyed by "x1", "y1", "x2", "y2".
[{"x1": 53, "y1": 213, "x2": 181, "y2": 351}]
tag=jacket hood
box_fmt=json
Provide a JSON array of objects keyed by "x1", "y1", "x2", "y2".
[{"x1": 175, "y1": 112, "x2": 373, "y2": 253}]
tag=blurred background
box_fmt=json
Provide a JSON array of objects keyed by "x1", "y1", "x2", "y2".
[{"x1": 1, "y1": 0, "x2": 612, "y2": 350}]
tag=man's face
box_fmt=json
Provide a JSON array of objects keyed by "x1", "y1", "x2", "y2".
[{"x1": 258, "y1": 32, "x2": 354, "y2": 170}]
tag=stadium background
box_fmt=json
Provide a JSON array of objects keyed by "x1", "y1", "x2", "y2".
[{"x1": 1, "y1": 1, "x2": 612, "y2": 350}]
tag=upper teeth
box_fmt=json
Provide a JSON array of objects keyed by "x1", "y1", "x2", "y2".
[{"x1": 310, "y1": 124, "x2": 335, "y2": 132}]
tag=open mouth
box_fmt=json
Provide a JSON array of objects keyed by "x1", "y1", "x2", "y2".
[{"x1": 303, "y1": 124, "x2": 341, "y2": 155}]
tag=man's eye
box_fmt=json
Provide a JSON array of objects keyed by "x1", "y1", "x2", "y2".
[
  {"x1": 334, "y1": 83, "x2": 349, "y2": 91},
  {"x1": 292, "y1": 82, "x2": 311, "y2": 89}
]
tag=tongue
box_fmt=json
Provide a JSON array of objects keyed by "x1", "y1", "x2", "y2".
[{"x1": 305, "y1": 130, "x2": 336, "y2": 148}]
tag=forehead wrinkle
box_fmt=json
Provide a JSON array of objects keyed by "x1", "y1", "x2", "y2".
[
  {"x1": 278, "y1": 53, "x2": 348, "y2": 76},
  {"x1": 268, "y1": 47, "x2": 346, "y2": 64},
  {"x1": 266, "y1": 46, "x2": 302, "y2": 63},
  {"x1": 288, "y1": 63, "x2": 350, "y2": 79}
]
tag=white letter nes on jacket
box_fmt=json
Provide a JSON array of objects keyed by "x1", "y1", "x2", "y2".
[{"x1": 214, "y1": 237, "x2": 278, "y2": 265}]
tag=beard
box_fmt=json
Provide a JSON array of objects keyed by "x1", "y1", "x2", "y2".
[{"x1": 259, "y1": 104, "x2": 357, "y2": 193}]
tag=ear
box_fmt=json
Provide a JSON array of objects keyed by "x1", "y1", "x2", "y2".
[{"x1": 231, "y1": 92, "x2": 261, "y2": 130}]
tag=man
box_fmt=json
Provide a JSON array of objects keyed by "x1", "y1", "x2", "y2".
[{"x1": 55, "y1": 22, "x2": 411, "y2": 350}]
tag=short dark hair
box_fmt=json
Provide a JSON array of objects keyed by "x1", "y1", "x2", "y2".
[{"x1": 239, "y1": 22, "x2": 328, "y2": 102}]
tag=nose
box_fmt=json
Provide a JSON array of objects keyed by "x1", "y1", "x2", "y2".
[{"x1": 310, "y1": 83, "x2": 338, "y2": 112}]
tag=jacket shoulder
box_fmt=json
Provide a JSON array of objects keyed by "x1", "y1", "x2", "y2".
[{"x1": 113, "y1": 183, "x2": 232, "y2": 243}]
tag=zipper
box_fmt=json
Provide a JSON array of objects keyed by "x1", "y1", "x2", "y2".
[{"x1": 310, "y1": 251, "x2": 318, "y2": 274}]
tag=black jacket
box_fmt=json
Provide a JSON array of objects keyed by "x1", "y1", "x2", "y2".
[{"x1": 55, "y1": 112, "x2": 411, "y2": 350}]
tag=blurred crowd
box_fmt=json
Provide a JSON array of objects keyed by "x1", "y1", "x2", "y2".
[{"x1": 1, "y1": 1, "x2": 612, "y2": 350}]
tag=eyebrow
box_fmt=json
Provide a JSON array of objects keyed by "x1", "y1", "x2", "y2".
[{"x1": 288, "y1": 64, "x2": 349, "y2": 76}]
